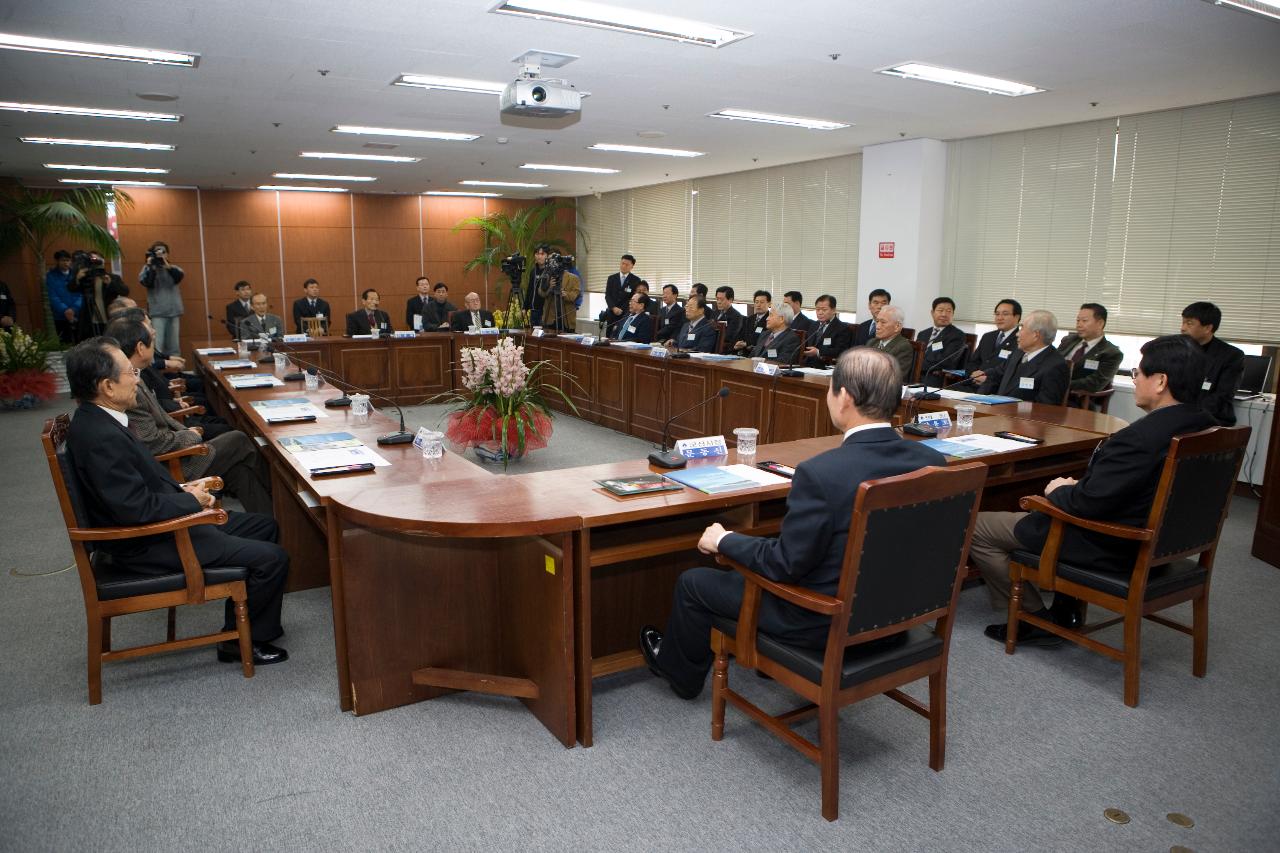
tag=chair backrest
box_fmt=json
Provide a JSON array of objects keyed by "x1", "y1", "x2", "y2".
[
  {"x1": 42, "y1": 414, "x2": 100, "y2": 605},
  {"x1": 834, "y1": 463, "x2": 986, "y2": 641},
  {"x1": 908, "y1": 340, "x2": 925, "y2": 383},
  {"x1": 302, "y1": 316, "x2": 324, "y2": 337},
  {"x1": 714, "y1": 320, "x2": 728, "y2": 354},
  {"x1": 964, "y1": 332, "x2": 977, "y2": 354},
  {"x1": 1146, "y1": 426, "x2": 1250, "y2": 564}
]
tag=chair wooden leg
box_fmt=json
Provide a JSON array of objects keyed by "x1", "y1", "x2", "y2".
[
  {"x1": 1192, "y1": 592, "x2": 1208, "y2": 678},
  {"x1": 1006, "y1": 569, "x2": 1022, "y2": 655},
  {"x1": 101, "y1": 616, "x2": 112, "y2": 652},
  {"x1": 819, "y1": 703, "x2": 839, "y2": 821},
  {"x1": 1123, "y1": 611, "x2": 1141, "y2": 708},
  {"x1": 234, "y1": 595, "x2": 254, "y2": 678},
  {"x1": 711, "y1": 643, "x2": 728, "y2": 741},
  {"x1": 928, "y1": 671, "x2": 945, "y2": 772},
  {"x1": 86, "y1": 615, "x2": 103, "y2": 706},
  {"x1": 166, "y1": 607, "x2": 177, "y2": 642}
]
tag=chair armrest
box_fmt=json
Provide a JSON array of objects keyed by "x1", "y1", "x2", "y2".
[
  {"x1": 169, "y1": 404, "x2": 206, "y2": 420},
  {"x1": 182, "y1": 475, "x2": 224, "y2": 492},
  {"x1": 67, "y1": 507, "x2": 228, "y2": 541},
  {"x1": 715, "y1": 555, "x2": 843, "y2": 616},
  {"x1": 155, "y1": 443, "x2": 210, "y2": 462},
  {"x1": 1018, "y1": 495, "x2": 1152, "y2": 541}
]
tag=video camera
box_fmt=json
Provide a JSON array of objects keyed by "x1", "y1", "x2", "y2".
[
  {"x1": 500, "y1": 252, "x2": 526, "y2": 286},
  {"x1": 545, "y1": 252, "x2": 575, "y2": 280}
]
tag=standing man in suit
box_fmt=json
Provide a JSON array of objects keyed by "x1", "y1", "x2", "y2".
[
  {"x1": 916, "y1": 297, "x2": 969, "y2": 385},
  {"x1": 711, "y1": 286, "x2": 745, "y2": 350},
  {"x1": 654, "y1": 285, "x2": 684, "y2": 344},
  {"x1": 735, "y1": 290, "x2": 773, "y2": 354},
  {"x1": 345, "y1": 289, "x2": 393, "y2": 336},
  {"x1": 450, "y1": 291, "x2": 496, "y2": 331},
  {"x1": 225, "y1": 281, "x2": 253, "y2": 337},
  {"x1": 599, "y1": 254, "x2": 639, "y2": 329},
  {"x1": 967, "y1": 299, "x2": 1022, "y2": 374},
  {"x1": 868, "y1": 305, "x2": 915, "y2": 380},
  {"x1": 639, "y1": 347, "x2": 947, "y2": 699},
  {"x1": 969, "y1": 335, "x2": 1216, "y2": 645},
  {"x1": 802, "y1": 294, "x2": 853, "y2": 366},
  {"x1": 405, "y1": 276, "x2": 432, "y2": 331},
  {"x1": 749, "y1": 304, "x2": 802, "y2": 364},
  {"x1": 783, "y1": 291, "x2": 814, "y2": 337},
  {"x1": 1057, "y1": 303, "x2": 1123, "y2": 398},
  {"x1": 64, "y1": 337, "x2": 290, "y2": 665},
  {"x1": 291, "y1": 278, "x2": 330, "y2": 335},
  {"x1": 1181, "y1": 301, "x2": 1245, "y2": 426},
  {"x1": 665, "y1": 295, "x2": 718, "y2": 353},
  {"x1": 852, "y1": 288, "x2": 891, "y2": 347},
  {"x1": 973, "y1": 310, "x2": 1070, "y2": 403},
  {"x1": 423, "y1": 282, "x2": 456, "y2": 331},
  {"x1": 612, "y1": 293, "x2": 654, "y2": 343},
  {"x1": 238, "y1": 294, "x2": 284, "y2": 340}
]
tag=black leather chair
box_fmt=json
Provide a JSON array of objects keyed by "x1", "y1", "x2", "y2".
[{"x1": 709, "y1": 463, "x2": 986, "y2": 821}]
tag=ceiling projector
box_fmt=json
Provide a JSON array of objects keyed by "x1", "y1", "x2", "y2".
[{"x1": 500, "y1": 77, "x2": 581, "y2": 118}]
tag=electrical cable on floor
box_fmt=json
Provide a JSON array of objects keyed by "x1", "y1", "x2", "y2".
[{"x1": 8, "y1": 564, "x2": 74, "y2": 578}]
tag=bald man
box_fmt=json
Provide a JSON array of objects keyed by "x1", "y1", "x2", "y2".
[{"x1": 450, "y1": 292, "x2": 496, "y2": 331}]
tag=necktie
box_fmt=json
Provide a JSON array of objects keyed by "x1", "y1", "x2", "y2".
[
  {"x1": 1071, "y1": 341, "x2": 1088, "y2": 366},
  {"x1": 815, "y1": 323, "x2": 827, "y2": 343},
  {"x1": 367, "y1": 311, "x2": 375, "y2": 328},
  {"x1": 997, "y1": 331, "x2": 1007, "y2": 347},
  {"x1": 472, "y1": 311, "x2": 480, "y2": 328},
  {"x1": 310, "y1": 299, "x2": 315, "y2": 309}
]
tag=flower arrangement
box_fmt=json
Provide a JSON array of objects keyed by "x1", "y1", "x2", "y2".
[
  {"x1": 493, "y1": 305, "x2": 529, "y2": 331},
  {"x1": 436, "y1": 336, "x2": 577, "y2": 465},
  {"x1": 0, "y1": 327, "x2": 57, "y2": 408}
]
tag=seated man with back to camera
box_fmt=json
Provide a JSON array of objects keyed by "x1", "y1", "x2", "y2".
[
  {"x1": 968, "y1": 335, "x2": 1216, "y2": 645},
  {"x1": 665, "y1": 294, "x2": 718, "y2": 353},
  {"x1": 64, "y1": 337, "x2": 290, "y2": 665},
  {"x1": 749, "y1": 302, "x2": 802, "y2": 364},
  {"x1": 971, "y1": 309, "x2": 1070, "y2": 404},
  {"x1": 640, "y1": 347, "x2": 948, "y2": 699}
]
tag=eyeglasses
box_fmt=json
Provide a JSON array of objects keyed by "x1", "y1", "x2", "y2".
[{"x1": 127, "y1": 367, "x2": 140, "y2": 378}]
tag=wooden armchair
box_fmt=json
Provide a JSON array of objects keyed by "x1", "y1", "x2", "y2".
[
  {"x1": 1069, "y1": 384, "x2": 1116, "y2": 413},
  {"x1": 42, "y1": 415, "x2": 254, "y2": 704},
  {"x1": 714, "y1": 320, "x2": 729, "y2": 354},
  {"x1": 1006, "y1": 426, "x2": 1250, "y2": 706},
  {"x1": 302, "y1": 316, "x2": 325, "y2": 337},
  {"x1": 710, "y1": 463, "x2": 986, "y2": 820},
  {"x1": 155, "y1": 441, "x2": 210, "y2": 481},
  {"x1": 908, "y1": 340, "x2": 925, "y2": 383}
]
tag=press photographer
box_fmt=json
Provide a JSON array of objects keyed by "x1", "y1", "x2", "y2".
[
  {"x1": 139, "y1": 241, "x2": 185, "y2": 355},
  {"x1": 68, "y1": 250, "x2": 129, "y2": 338},
  {"x1": 537, "y1": 250, "x2": 580, "y2": 332}
]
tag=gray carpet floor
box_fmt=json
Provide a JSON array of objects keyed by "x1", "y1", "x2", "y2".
[{"x1": 2, "y1": 396, "x2": 1278, "y2": 851}]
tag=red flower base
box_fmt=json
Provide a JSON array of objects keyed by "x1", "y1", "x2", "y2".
[
  {"x1": 445, "y1": 405, "x2": 552, "y2": 455},
  {"x1": 0, "y1": 369, "x2": 56, "y2": 406}
]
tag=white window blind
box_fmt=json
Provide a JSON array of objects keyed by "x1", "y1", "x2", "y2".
[{"x1": 627, "y1": 181, "x2": 691, "y2": 291}]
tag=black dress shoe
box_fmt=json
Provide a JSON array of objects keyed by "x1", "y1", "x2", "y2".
[
  {"x1": 639, "y1": 625, "x2": 701, "y2": 700},
  {"x1": 983, "y1": 619, "x2": 1062, "y2": 647},
  {"x1": 217, "y1": 640, "x2": 289, "y2": 665},
  {"x1": 1049, "y1": 594, "x2": 1085, "y2": 630}
]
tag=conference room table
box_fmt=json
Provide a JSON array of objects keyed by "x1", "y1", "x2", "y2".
[{"x1": 196, "y1": 332, "x2": 1126, "y2": 747}]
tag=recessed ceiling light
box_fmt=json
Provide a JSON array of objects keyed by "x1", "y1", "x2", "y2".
[
  {"x1": 876, "y1": 62, "x2": 1045, "y2": 96},
  {"x1": 1204, "y1": 0, "x2": 1280, "y2": 19},
  {"x1": 45, "y1": 164, "x2": 169, "y2": 174},
  {"x1": 59, "y1": 179, "x2": 166, "y2": 186},
  {"x1": 0, "y1": 33, "x2": 199, "y2": 66},
  {"x1": 299, "y1": 151, "x2": 420, "y2": 163},
  {"x1": 136, "y1": 92, "x2": 180, "y2": 102},
  {"x1": 393, "y1": 74, "x2": 506, "y2": 95},
  {"x1": 0, "y1": 102, "x2": 181, "y2": 121},
  {"x1": 21, "y1": 137, "x2": 175, "y2": 150},
  {"x1": 587, "y1": 143, "x2": 703, "y2": 158},
  {"x1": 490, "y1": 1, "x2": 751, "y2": 48},
  {"x1": 520, "y1": 163, "x2": 619, "y2": 174},
  {"x1": 272, "y1": 172, "x2": 376, "y2": 182},
  {"x1": 332, "y1": 125, "x2": 480, "y2": 142},
  {"x1": 258, "y1": 185, "x2": 350, "y2": 193},
  {"x1": 426, "y1": 191, "x2": 502, "y2": 197},
  {"x1": 459, "y1": 180, "x2": 547, "y2": 188},
  {"x1": 707, "y1": 109, "x2": 849, "y2": 130}
]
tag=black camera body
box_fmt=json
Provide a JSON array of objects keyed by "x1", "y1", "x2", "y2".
[
  {"x1": 544, "y1": 252, "x2": 576, "y2": 280},
  {"x1": 500, "y1": 252, "x2": 526, "y2": 283}
]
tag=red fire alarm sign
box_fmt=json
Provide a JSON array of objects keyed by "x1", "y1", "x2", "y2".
[{"x1": 879, "y1": 242, "x2": 895, "y2": 259}]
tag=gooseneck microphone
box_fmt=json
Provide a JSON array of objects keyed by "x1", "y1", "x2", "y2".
[
  {"x1": 648, "y1": 386, "x2": 730, "y2": 469},
  {"x1": 912, "y1": 338, "x2": 972, "y2": 401}
]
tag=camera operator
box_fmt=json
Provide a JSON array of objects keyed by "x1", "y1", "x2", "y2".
[
  {"x1": 523, "y1": 245, "x2": 551, "y2": 327},
  {"x1": 69, "y1": 250, "x2": 129, "y2": 339},
  {"x1": 47, "y1": 250, "x2": 81, "y2": 342},
  {"x1": 139, "y1": 241, "x2": 185, "y2": 355},
  {"x1": 537, "y1": 252, "x2": 581, "y2": 333}
]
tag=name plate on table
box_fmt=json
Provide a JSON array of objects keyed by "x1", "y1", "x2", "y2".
[
  {"x1": 393, "y1": 330, "x2": 416, "y2": 339},
  {"x1": 532, "y1": 328, "x2": 546, "y2": 338},
  {"x1": 753, "y1": 361, "x2": 779, "y2": 376},
  {"x1": 282, "y1": 333, "x2": 308, "y2": 344},
  {"x1": 477, "y1": 327, "x2": 500, "y2": 335},
  {"x1": 579, "y1": 335, "x2": 597, "y2": 346},
  {"x1": 674, "y1": 435, "x2": 729, "y2": 459},
  {"x1": 650, "y1": 346, "x2": 668, "y2": 358},
  {"x1": 412, "y1": 426, "x2": 431, "y2": 451},
  {"x1": 916, "y1": 410, "x2": 952, "y2": 429}
]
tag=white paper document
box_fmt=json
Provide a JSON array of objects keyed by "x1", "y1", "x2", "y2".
[
  {"x1": 196, "y1": 347, "x2": 237, "y2": 356},
  {"x1": 211, "y1": 359, "x2": 257, "y2": 370},
  {"x1": 292, "y1": 445, "x2": 391, "y2": 470},
  {"x1": 227, "y1": 373, "x2": 286, "y2": 388},
  {"x1": 249, "y1": 399, "x2": 328, "y2": 421},
  {"x1": 717, "y1": 463, "x2": 791, "y2": 487}
]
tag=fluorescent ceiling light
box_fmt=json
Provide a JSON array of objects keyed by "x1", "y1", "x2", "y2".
[
  {"x1": 1206, "y1": 0, "x2": 1280, "y2": 20},
  {"x1": 299, "y1": 151, "x2": 420, "y2": 163},
  {"x1": 0, "y1": 32, "x2": 198, "y2": 66},
  {"x1": 0, "y1": 102, "x2": 180, "y2": 121},
  {"x1": 45, "y1": 164, "x2": 169, "y2": 174},
  {"x1": 460, "y1": 180, "x2": 547, "y2": 188},
  {"x1": 520, "y1": 163, "x2": 619, "y2": 174},
  {"x1": 393, "y1": 74, "x2": 506, "y2": 94},
  {"x1": 588, "y1": 143, "x2": 703, "y2": 158},
  {"x1": 490, "y1": 0, "x2": 751, "y2": 48},
  {"x1": 707, "y1": 108, "x2": 848, "y2": 130},
  {"x1": 332, "y1": 125, "x2": 479, "y2": 141},
  {"x1": 876, "y1": 62, "x2": 1045, "y2": 96},
  {"x1": 258, "y1": 185, "x2": 350, "y2": 193},
  {"x1": 21, "y1": 136, "x2": 174, "y2": 150},
  {"x1": 272, "y1": 172, "x2": 376, "y2": 182},
  {"x1": 426, "y1": 191, "x2": 502, "y2": 197},
  {"x1": 59, "y1": 179, "x2": 165, "y2": 187}
]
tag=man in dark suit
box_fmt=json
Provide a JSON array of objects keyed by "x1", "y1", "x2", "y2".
[
  {"x1": 653, "y1": 285, "x2": 684, "y2": 344},
  {"x1": 852, "y1": 288, "x2": 891, "y2": 347},
  {"x1": 291, "y1": 278, "x2": 330, "y2": 334},
  {"x1": 1057, "y1": 302, "x2": 1123, "y2": 396},
  {"x1": 970, "y1": 335, "x2": 1216, "y2": 645},
  {"x1": 711, "y1": 286, "x2": 745, "y2": 350},
  {"x1": 405, "y1": 276, "x2": 433, "y2": 331},
  {"x1": 973, "y1": 310, "x2": 1070, "y2": 404},
  {"x1": 450, "y1": 291, "x2": 496, "y2": 331},
  {"x1": 749, "y1": 304, "x2": 802, "y2": 364},
  {"x1": 345, "y1": 289, "x2": 393, "y2": 336},
  {"x1": 639, "y1": 347, "x2": 947, "y2": 698},
  {"x1": 1181, "y1": 301, "x2": 1245, "y2": 426},
  {"x1": 423, "y1": 282, "x2": 456, "y2": 331},
  {"x1": 916, "y1": 297, "x2": 969, "y2": 385},
  {"x1": 802, "y1": 294, "x2": 853, "y2": 367},
  {"x1": 612, "y1": 293, "x2": 654, "y2": 343},
  {"x1": 734, "y1": 290, "x2": 773, "y2": 354},
  {"x1": 967, "y1": 298, "x2": 1022, "y2": 374},
  {"x1": 665, "y1": 295, "x2": 718, "y2": 353},
  {"x1": 599, "y1": 254, "x2": 639, "y2": 327},
  {"x1": 63, "y1": 337, "x2": 290, "y2": 665},
  {"x1": 224, "y1": 281, "x2": 253, "y2": 337},
  {"x1": 783, "y1": 290, "x2": 815, "y2": 337}
]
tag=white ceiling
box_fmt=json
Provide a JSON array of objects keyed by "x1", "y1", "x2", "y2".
[{"x1": 1, "y1": 0, "x2": 1278, "y2": 198}]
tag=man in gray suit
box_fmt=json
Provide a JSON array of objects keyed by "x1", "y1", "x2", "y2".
[
  {"x1": 973, "y1": 310, "x2": 1071, "y2": 404},
  {"x1": 237, "y1": 294, "x2": 285, "y2": 340},
  {"x1": 749, "y1": 303, "x2": 802, "y2": 364}
]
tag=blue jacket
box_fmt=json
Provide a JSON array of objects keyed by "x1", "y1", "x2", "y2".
[{"x1": 47, "y1": 268, "x2": 80, "y2": 315}]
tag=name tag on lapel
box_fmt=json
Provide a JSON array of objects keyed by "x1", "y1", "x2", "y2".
[
  {"x1": 1083, "y1": 359, "x2": 1099, "y2": 370},
  {"x1": 930, "y1": 340, "x2": 944, "y2": 351},
  {"x1": 1019, "y1": 377, "x2": 1036, "y2": 390},
  {"x1": 998, "y1": 350, "x2": 1011, "y2": 359}
]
